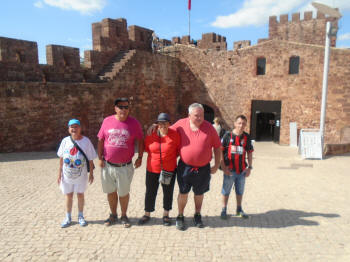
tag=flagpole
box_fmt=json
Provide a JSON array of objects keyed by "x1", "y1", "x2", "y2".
[{"x1": 189, "y1": 9, "x2": 191, "y2": 39}]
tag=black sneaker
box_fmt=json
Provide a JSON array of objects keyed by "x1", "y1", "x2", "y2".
[
  {"x1": 193, "y1": 213, "x2": 204, "y2": 228},
  {"x1": 176, "y1": 215, "x2": 186, "y2": 231}
]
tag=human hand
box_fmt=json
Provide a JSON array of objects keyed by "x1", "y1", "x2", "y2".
[
  {"x1": 245, "y1": 168, "x2": 251, "y2": 177},
  {"x1": 134, "y1": 158, "x2": 142, "y2": 168},
  {"x1": 57, "y1": 174, "x2": 62, "y2": 185},
  {"x1": 88, "y1": 173, "x2": 94, "y2": 184},
  {"x1": 146, "y1": 124, "x2": 158, "y2": 136},
  {"x1": 210, "y1": 165, "x2": 219, "y2": 174},
  {"x1": 99, "y1": 159, "x2": 105, "y2": 168}
]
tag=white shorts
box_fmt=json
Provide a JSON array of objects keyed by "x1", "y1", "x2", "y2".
[{"x1": 60, "y1": 175, "x2": 88, "y2": 194}]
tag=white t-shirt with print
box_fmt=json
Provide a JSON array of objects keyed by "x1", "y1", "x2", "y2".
[{"x1": 57, "y1": 136, "x2": 97, "y2": 184}]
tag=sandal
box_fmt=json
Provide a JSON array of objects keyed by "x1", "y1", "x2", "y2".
[
  {"x1": 104, "y1": 213, "x2": 117, "y2": 226},
  {"x1": 163, "y1": 216, "x2": 171, "y2": 226},
  {"x1": 138, "y1": 215, "x2": 150, "y2": 225},
  {"x1": 121, "y1": 215, "x2": 131, "y2": 228}
]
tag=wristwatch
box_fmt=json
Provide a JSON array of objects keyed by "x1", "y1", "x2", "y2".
[{"x1": 248, "y1": 166, "x2": 253, "y2": 169}]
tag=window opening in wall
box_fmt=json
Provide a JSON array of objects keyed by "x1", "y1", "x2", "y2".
[
  {"x1": 289, "y1": 56, "x2": 300, "y2": 74},
  {"x1": 238, "y1": 44, "x2": 242, "y2": 49},
  {"x1": 256, "y1": 57, "x2": 266, "y2": 75},
  {"x1": 15, "y1": 51, "x2": 25, "y2": 63},
  {"x1": 140, "y1": 32, "x2": 144, "y2": 42}
]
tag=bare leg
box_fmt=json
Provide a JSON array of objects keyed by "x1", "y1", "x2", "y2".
[
  {"x1": 236, "y1": 194, "x2": 243, "y2": 209},
  {"x1": 66, "y1": 193, "x2": 73, "y2": 213},
  {"x1": 77, "y1": 193, "x2": 84, "y2": 213},
  {"x1": 107, "y1": 192, "x2": 118, "y2": 215},
  {"x1": 119, "y1": 193, "x2": 129, "y2": 217},
  {"x1": 222, "y1": 195, "x2": 229, "y2": 209},
  {"x1": 178, "y1": 193, "x2": 188, "y2": 215},
  {"x1": 194, "y1": 194, "x2": 204, "y2": 213}
]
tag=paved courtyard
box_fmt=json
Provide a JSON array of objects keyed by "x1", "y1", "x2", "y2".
[{"x1": 0, "y1": 142, "x2": 349, "y2": 262}]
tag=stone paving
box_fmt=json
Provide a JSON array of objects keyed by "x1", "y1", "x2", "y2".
[{"x1": 0, "y1": 142, "x2": 349, "y2": 262}]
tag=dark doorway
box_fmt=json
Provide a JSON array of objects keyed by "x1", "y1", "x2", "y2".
[
  {"x1": 250, "y1": 100, "x2": 282, "y2": 143},
  {"x1": 203, "y1": 104, "x2": 215, "y2": 123}
]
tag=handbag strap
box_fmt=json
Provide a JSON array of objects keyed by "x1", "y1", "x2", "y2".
[
  {"x1": 158, "y1": 131, "x2": 163, "y2": 170},
  {"x1": 70, "y1": 136, "x2": 90, "y2": 172}
]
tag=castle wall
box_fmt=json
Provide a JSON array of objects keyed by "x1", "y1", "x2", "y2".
[
  {"x1": 46, "y1": 45, "x2": 80, "y2": 69},
  {"x1": 197, "y1": 33, "x2": 227, "y2": 50},
  {"x1": 168, "y1": 42, "x2": 350, "y2": 145},
  {"x1": 0, "y1": 51, "x2": 200, "y2": 152},
  {"x1": 269, "y1": 11, "x2": 338, "y2": 47},
  {"x1": 0, "y1": 37, "x2": 38, "y2": 65}
]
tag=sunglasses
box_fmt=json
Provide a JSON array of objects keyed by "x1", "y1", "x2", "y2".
[{"x1": 116, "y1": 105, "x2": 129, "y2": 109}]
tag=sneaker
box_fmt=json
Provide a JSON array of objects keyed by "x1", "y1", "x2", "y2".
[
  {"x1": 104, "y1": 213, "x2": 118, "y2": 226},
  {"x1": 61, "y1": 217, "x2": 71, "y2": 228},
  {"x1": 193, "y1": 213, "x2": 204, "y2": 228},
  {"x1": 176, "y1": 215, "x2": 186, "y2": 231},
  {"x1": 78, "y1": 216, "x2": 87, "y2": 227},
  {"x1": 220, "y1": 210, "x2": 228, "y2": 220},
  {"x1": 138, "y1": 215, "x2": 150, "y2": 225},
  {"x1": 163, "y1": 216, "x2": 171, "y2": 227},
  {"x1": 236, "y1": 210, "x2": 249, "y2": 219}
]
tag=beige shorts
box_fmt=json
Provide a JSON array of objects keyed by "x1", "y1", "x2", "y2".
[{"x1": 101, "y1": 161, "x2": 134, "y2": 196}]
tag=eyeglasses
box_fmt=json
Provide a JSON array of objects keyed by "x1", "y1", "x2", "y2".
[{"x1": 116, "y1": 105, "x2": 129, "y2": 110}]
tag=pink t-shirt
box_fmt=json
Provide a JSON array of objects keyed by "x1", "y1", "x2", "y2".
[
  {"x1": 171, "y1": 118, "x2": 221, "y2": 167},
  {"x1": 97, "y1": 115, "x2": 143, "y2": 163}
]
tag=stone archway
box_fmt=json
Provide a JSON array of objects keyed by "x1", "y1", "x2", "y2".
[{"x1": 203, "y1": 104, "x2": 215, "y2": 123}]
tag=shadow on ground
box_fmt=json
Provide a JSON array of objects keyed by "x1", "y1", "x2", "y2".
[
  {"x1": 0, "y1": 151, "x2": 57, "y2": 162},
  {"x1": 205, "y1": 209, "x2": 339, "y2": 228}
]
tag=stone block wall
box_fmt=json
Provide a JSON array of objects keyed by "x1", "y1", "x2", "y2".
[
  {"x1": 269, "y1": 11, "x2": 338, "y2": 47},
  {"x1": 0, "y1": 37, "x2": 38, "y2": 65},
  {"x1": 128, "y1": 25, "x2": 153, "y2": 51},
  {"x1": 46, "y1": 45, "x2": 80, "y2": 69},
  {"x1": 0, "y1": 51, "x2": 200, "y2": 152},
  {"x1": 169, "y1": 42, "x2": 350, "y2": 145},
  {"x1": 197, "y1": 33, "x2": 227, "y2": 50},
  {"x1": 234, "y1": 40, "x2": 251, "y2": 50}
]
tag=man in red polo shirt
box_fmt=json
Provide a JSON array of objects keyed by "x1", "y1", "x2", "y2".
[{"x1": 172, "y1": 103, "x2": 221, "y2": 230}]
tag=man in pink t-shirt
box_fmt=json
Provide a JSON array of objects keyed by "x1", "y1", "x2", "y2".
[
  {"x1": 172, "y1": 103, "x2": 222, "y2": 230},
  {"x1": 97, "y1": 97, "x2": 144, "y2": 228}
]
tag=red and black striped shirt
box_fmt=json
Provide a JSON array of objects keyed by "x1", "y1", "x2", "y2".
[{"x1": 222, "y1": 131, "x2": 254, "y2": 174}]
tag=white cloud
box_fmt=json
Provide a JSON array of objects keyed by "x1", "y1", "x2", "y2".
[
  {"x1": 42, "y1": 0, "x2": 106, "y2": 15},
  {"x1": 339, "y1": 33, "x2": 350, "y2": 40},
  {"x1": 34, "y1": 1, "x2": 44, "y2": 8},
  {"x1": 211, "y1": 0, "x2": 350, "y2": 28}
]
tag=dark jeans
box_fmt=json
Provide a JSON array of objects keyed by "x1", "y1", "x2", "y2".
[{"x1": 144, "y1": 170, "x2": 176, "y2": 212}]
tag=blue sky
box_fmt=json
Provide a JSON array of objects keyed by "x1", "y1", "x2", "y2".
[{"x1": 1, "y1": 0, "x2": 349, "y2": 64}]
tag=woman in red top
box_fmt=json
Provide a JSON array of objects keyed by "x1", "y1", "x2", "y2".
[{"x1": 138, "y1": 113, "x2": 180, "y2": 226}]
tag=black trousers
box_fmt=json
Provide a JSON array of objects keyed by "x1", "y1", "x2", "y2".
[{"x1": 144, "y1": 170, "x2": 176, "y2": 212}]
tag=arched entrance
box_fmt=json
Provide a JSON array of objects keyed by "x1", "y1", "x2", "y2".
[{"x1": 203, "y1": 104, "x2": 215, "y2": 123}]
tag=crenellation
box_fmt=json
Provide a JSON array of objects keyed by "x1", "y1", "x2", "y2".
[
  {"x1": 280, "y1": 14, "x2": 289, "y2": 24},
  {"x1": 234, "y1": 40, "x2": 251, "y2": 50},
  {"x1": 304, "y1": 11, "x2": 313, "y2": 20},
  {"x1": 0, "y1": 37, "x2": 39, "y2": 65},
  {"x1": 46, "y1": 45, "x2": 80, "y2": 69},
  {"x1": 292, "y1": 13, "x2": 300, "y2": 22},
  {"x1": 128, "y1": 25, "x2": 153, "y2": 50},
  {"x1": 317, "y1": 11, "x2": 325, "y2": 19}
]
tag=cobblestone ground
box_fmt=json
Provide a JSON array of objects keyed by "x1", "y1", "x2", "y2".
[{"x1": 0, "y1": 142, "x2": 349, "y2": 262}]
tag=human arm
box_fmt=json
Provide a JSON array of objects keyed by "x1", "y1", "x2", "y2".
[
  {"x1": 88, "y1": 160, "x2": 94, "y2": 184},
  {"x1": 245, "y1": 151, "x2": 253, "y2": 177},
  {"x1": 97, "y1": 139, "x2": 105, "y2": 168},
  {"x1": 134, "y1": 138, "x2": 144, "y2": 168},
  {"x1": 210, "y1": 147, "x2": 222, "y2": 174},
  {"x1": 57, "y1": 158, "x2": 63, "y2": 185}
]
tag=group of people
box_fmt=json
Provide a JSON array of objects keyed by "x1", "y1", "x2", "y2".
[{"x1": 57, "y1": 98, "x2": 254, "y2": 231}]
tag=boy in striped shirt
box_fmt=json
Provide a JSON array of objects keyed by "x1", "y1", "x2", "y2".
[{"x1": 220, "y1": 115, "x2": 254, "y2": 219}]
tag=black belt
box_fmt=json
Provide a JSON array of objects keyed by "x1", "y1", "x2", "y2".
[{"x1": 106, "y1": 160, "x2": 132, "y2": 167}]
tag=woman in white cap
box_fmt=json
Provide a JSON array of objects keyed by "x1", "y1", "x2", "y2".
[
  {"x1": 57, "y1": 119, "x2": 97, "y2": 228},
  {"x1": 138, "y1": 113, "x2": 180, "y2": 226}
]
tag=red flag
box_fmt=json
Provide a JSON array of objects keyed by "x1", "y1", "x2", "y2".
[{"x1": 188, "y1": 0, "x2": 191, "y2": 10}]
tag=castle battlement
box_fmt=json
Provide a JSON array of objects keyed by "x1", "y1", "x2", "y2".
[{"x1": 269, "y1": 11, "x2": 338, "y2": 47}]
